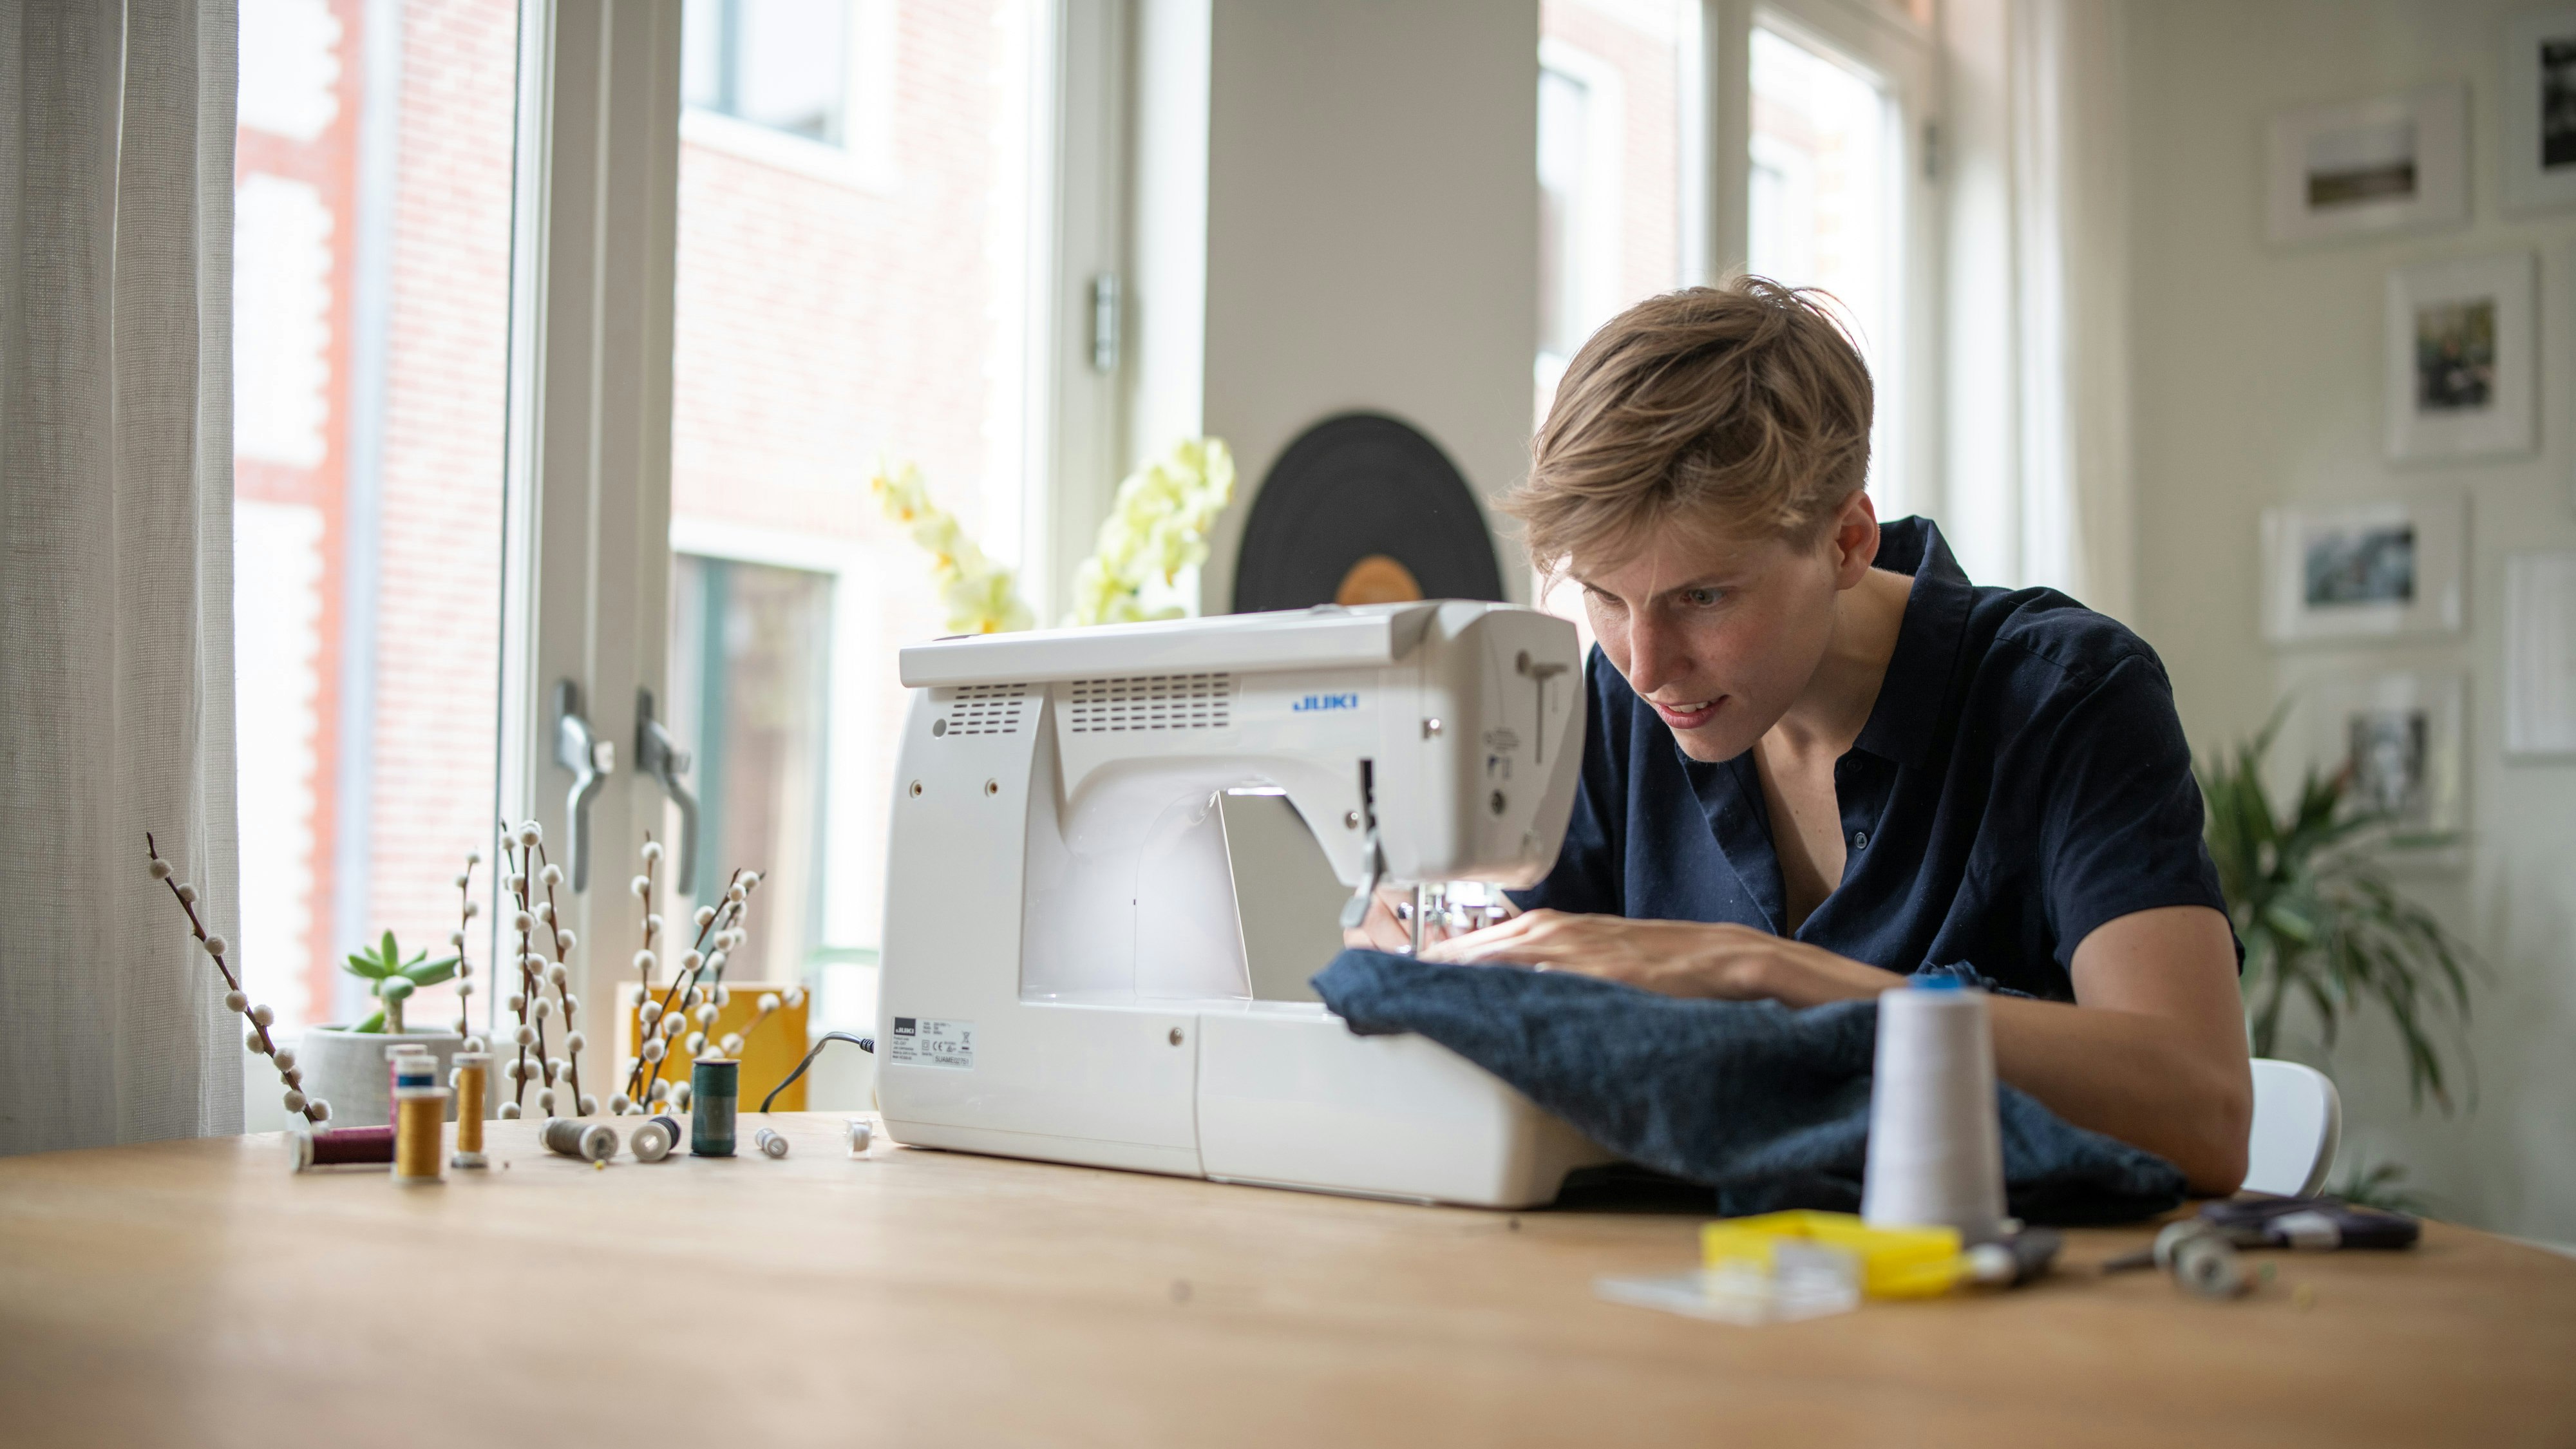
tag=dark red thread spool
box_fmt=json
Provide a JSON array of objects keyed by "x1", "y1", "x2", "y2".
[{"x1": 292, "y1": 1124, "x2": 397, "y2": 1171}]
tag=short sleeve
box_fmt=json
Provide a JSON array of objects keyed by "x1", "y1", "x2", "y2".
[
  {"x1": 2029, "y1": 653, "x2": 2231, "y2": 967},
  {"x1": 1508, "y1": 649, "x2": 1626, "y2": 916}
]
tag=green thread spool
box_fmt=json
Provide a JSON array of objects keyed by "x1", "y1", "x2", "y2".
[{"x1": 691, "y1": 1057, "x2": 739, "y2": 1157}]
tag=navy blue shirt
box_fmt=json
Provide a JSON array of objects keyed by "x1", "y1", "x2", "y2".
[{"x1": 1511, "y1": 518, "x2": 2228, "y2": 1002}]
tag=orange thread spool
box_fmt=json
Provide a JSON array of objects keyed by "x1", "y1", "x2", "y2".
[
  {"x1": 393, "y1": 1086, "x2": 448, "y2": 1186},
  {"x1": 451, "y1": 1054, "x2": 489, "y2": 1169}
]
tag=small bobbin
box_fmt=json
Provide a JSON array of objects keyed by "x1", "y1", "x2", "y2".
[
  {"x1": 629, "y1": 1115, "x2": 679, "y2": 1163},
  {"x1": 753, "y1": 1126, "x2": 790, "y2": 1160}
]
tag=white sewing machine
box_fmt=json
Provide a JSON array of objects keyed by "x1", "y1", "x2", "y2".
[{"x1": 875, "y1": 600, "x2": 1612, "y2": 1207}]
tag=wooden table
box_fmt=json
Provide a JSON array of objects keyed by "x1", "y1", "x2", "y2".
[{"x1": 3, "y1": 1114, "x2": 2572, "y2": 1447}]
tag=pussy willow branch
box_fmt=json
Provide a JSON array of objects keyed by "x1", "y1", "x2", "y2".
[
  {"x1": 532, "y1": 840, "x2": 583, "y2": 1112},
  {"x1": 146, "y1": 833, "x2": 322, "y2": 1123},
  {"x1": 629, "y1": 869, "x2": 752, "y2": 1106},
  {"x1": 500, "y1": 829, "x2": 546, "y2": 1111}
]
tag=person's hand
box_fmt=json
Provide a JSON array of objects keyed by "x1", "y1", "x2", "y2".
[{"x1": 1421, "y1": 909, "x2": 1902, "y2": 1005}]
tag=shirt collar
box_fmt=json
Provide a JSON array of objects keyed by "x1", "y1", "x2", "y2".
[{"x1": 1852, "y1": 516, "x2": 1974, "y2": 771}]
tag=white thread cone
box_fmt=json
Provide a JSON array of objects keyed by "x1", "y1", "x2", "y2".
[{"x1": 1862, "y1": 980, "x2": 2005, "y2": 1245}]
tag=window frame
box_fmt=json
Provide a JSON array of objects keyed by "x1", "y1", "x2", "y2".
[
  {"x1": 1699, "y1": 0, "x2": 1941, "y2": 520},
  {"x1": 496, "y1": 0, "x2": 1128, "y2": 1029}
]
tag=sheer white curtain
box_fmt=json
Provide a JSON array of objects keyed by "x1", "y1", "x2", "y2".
[
  {"x1": 0, "y1": 0, "x2": 243, "y2": 1154},
  {"x1": 1941, "y1": 0, "x2": 2133, "y2": 617}
]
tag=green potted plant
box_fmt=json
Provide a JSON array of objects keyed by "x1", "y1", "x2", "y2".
[
  {"x1": 296, "y1": 931, "x2": 467, "y2": 1129},
  {"x1": 2199, "y1": 714, "x2": 2477, "y2": 1112}
]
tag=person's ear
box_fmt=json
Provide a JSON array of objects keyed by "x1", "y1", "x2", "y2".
[{"x1": 1828, "y1": 489, "x2": 1879, "y2": 588}]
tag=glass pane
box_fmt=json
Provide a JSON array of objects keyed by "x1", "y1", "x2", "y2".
[
  {"x1": 1748, "y1": 25, "x2": 1899, "y2": 496},
  {"x1": 667, "y1": 0, "x2": 1045, "y2": 1070},
  {"x1": 1535, "y1": 0, "x2": 1689, "y2": 641},
  {"x1": 232, "y1": 0, "x2": 519, "y2": 1045}
]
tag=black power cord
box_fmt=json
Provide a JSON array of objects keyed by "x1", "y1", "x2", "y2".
[{"x1": 759, "y1": 1031, "x2": 874, "y2": 1113}]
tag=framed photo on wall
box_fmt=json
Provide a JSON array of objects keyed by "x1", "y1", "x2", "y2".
[
  {"x1": 2262, "y1": 495, "x2": 2468, "y2": 645},
  {"x1": 2266, "y1": 83, "x2": 2468, "y2": 245},
  {"x1": 2504, "y1": 8, "x2": 2576, "y2": 213},
  {"x1": 2385, "y1": 251, "x2": 2537, "y2": 461},
  {"x1": 2295, "y1": 668, "x2": 2468, "y2": 848}
]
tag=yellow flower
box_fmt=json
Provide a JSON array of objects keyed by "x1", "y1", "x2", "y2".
[
  {"x1": 1070, "y1": 437, "x2": 1235, "y2": 626},
  {"x1": 872, "y1": 459, "x2": 1035, "y2": 634}
]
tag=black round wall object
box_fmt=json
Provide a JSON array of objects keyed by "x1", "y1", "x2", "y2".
[{"x1": 1231, "y1": 412, "x2": 1506, "y2": 613}]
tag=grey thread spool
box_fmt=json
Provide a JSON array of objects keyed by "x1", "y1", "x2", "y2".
[
  {"x1": 1862, "y1": 977, "x2": 2006, "y2": 1245},
  {"x1": 540, "y1": 1117, "x2": 620, "y2": 1163},
  {"x1": 691, "y1": 1057, "x2": 739, "y2": 1157},
  {"x1": 753, "y1": 1126, "x2": 790, "y2": 1159},
  {"x1": 629, "y1": 1115, "x2": 679, "y2": 1163}
]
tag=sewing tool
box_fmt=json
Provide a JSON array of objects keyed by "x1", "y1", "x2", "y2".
[
  {"x1": 847, "y1": 1118, "x2": 873, "y2": 1156},
  {"x1": 1862, "y1": 976, "x2": 2005, "y2": 1244},
  {"x1": 2101, "y1": 1197, "x2": 2418, "y2": 1297},
  {"x1": 629, "y1": 1115, "x2": 679, "y2": 1162},
  {"x1": 450, "y1": 1052, "x2": 489, "y2": 1168},
  {"x1": 753, "y1": 1126, "x2": 790, "y2": 1159},
  {"x1": 392, "y1": 1087, "x2": 448, "y2": 1186},
  {"x1": 289, "y1": 1124, "x2": 397, "y2": 1171},
  {"x1": 691, "y1": 1057, "x2": 738, "y2": 1157},
  {"x1": 540, "y1": 1117, "x2": 620, "y2": 1163}
]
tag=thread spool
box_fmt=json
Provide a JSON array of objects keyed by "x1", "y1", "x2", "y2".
[
  {"x1": 753, "y1": 1126, "x2": 790, "y2": 1159},
  {"x1": 846, "y1": 1118, "x2": 873, "y2": 1156},
  {"x1": 629, "y1": 1115, "x2": 680, "y2": 1163},
  {"x1": 387, "y1": 1043, "x2": 435, "y2": 1100},
  {"x1": 540, "y1": 1117, "x2": 620, "y2": 1163},
  {"x1": 289, "y1": 1124, "x2": 397, "y2": 1172},
  {"x1": 451, "y1": 1052, "x2": 489, "y2": 1168},
  {"x1": 1862, "y1": 977, "x2": 2005, "y2": 1245},
  {"x1": 691, "y1": 1057, "x2": 739, "y2": 1158},
  {"x1": 393, "y1": 1087, "x2": 448, "y2": 1186}
]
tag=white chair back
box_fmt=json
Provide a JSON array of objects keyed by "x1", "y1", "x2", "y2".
[{"x1": 2244, "y1": 1059, "x2": 2341, "y2": 1198}]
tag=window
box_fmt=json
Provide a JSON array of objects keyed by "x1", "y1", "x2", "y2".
[
  {"x1": 1535, "y1": 0, "x2": 1693, "y2": 643},
  {"x1": 1747, "y1": 20, "x2": 1906, "y2": 505},
  {"x1": 683, "y1": 0, "x2": 850, "y2": 143},
  {"x1": 231, "y1": 0, "x2": 520, "y2": 1039},
  {"x1": 680, "y1": 0, "x2": 898, "y2": 191},
  {"x1": 1535, "y1": 0, "x2": 1689, "y2": 421},
  {"x1": 665, "y1": 0, "x2": 1057, "y2": 1055}
]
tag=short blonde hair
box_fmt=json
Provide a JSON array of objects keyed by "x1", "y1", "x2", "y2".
[{"x1": 1508, "y1": 278, "x2": 1873, "y2": 571}]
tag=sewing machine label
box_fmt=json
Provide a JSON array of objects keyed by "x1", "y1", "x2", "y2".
[{"x1": 888, "y1": 1017, "x2": 975, "y2": 1070}]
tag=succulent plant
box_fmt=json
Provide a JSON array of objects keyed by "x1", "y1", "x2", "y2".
[{"x1": 344, "y1": 931, "x2": 459, "y2": 1034}]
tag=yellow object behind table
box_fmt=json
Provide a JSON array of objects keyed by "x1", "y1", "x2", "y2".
[
  {"x1": 1701, "y1": 1211, "x2": 1967, "y2": 1299},
  {"x1": 622, "y1": 983, "x2": 810, "y2": 1112}
]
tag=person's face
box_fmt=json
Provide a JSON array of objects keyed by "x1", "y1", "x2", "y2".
[{"x1": 1572, "y1": 498, "x2": 1872, "y2": 762}]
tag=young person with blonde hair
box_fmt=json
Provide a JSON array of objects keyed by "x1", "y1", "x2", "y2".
[{"x1": 1349, "y1": 278, "x2": 2252, "y2": 1192}]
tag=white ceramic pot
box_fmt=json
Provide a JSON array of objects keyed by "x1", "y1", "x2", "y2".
[{"x1": 296, "y1": 1027, "x2": 465, "y2": 1128}]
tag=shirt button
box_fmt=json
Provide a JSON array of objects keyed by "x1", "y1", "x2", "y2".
[{"x1": 1852, "y1": 830, "x2": 1869, "y2": 849}]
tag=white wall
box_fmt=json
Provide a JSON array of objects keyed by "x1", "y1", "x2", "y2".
[
  {"x1": 1190, "y1": 0, "x2": 1542, "y2": 610},
  {"x1": 2126, "y1": 0, "x2": 2576, "y2": 1240}
]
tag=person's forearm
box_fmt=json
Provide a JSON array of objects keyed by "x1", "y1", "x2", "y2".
[
  {"x1": 1984, "y1": 996, "x2": 2250, "y2": 1194},
  {"x1": 1747, "y1": 953, "x2": 2251, "y2": 1194}
]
